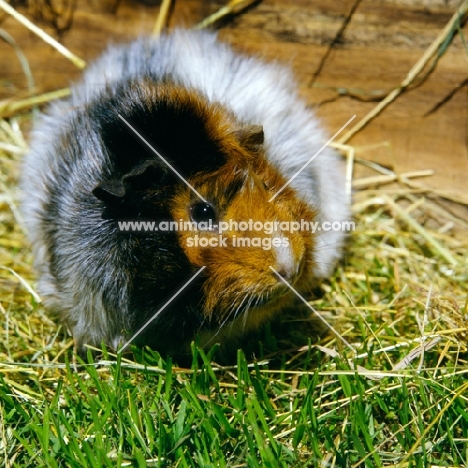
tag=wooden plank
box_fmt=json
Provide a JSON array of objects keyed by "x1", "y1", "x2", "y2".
[{"x1": 0, "y1": 0, "x2": 466, "y2": 206}]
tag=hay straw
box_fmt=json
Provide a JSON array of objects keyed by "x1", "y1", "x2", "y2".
[
  {"x1": 400, "y1": 176, "x2": 468, "y2": 206},
  {"x1": 383, "y1": 195, "x2": 459, "y2": 265},
  {"x1": 0, "y1": 267, "x2": 41, "y2": 303},
  {"x1": 400, "y1": 380, "x2": 468, "y2": 465},
  {"x1": 0, "y1": 118, "x2": 27, "y2": 148},
  {"x1": 0, "y1": 88, "x2": 71, "y2": 119},
  {"x1": 0, "y1": 182, "x2": 24, "y2": 231},
  {"x1": 0, "y1": 142, "x2": 26, "y2": 155},
  {"x1": 353, "y1": 169, "x2": 435, "y2": 190},
  {"x1": 337, "y1": 0, "x2": 468, "y2": 144},
  {"x1": 409, "y1": 196, "x2": 468, "y2": 231},
  {"x1": 330, "y1": 142, "x2": 355, "y2": 205},
  {"x1": 194, "y1": 0, "x2": 260, "y2": 30},
  {"x1": 0, "y1": 29, "x2": 34, "y2": 91},
  {"x1": 0, "y1": 0, "x2": 86, "y2": 69},
  {"x1": 152, "y1": 0, "x2": 174, "y2": 37}
]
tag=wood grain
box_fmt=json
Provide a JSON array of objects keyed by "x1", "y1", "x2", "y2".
[{"x1": 1, "y1": 0, "x2": 467, "y2": 206}]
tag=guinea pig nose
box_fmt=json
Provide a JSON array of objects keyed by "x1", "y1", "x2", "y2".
[
  {"x1": 274, "y1": 264, "x2": 297, "y2": 282},
  {"x1": 273, "y1": 244, "x2": 299, "y2": 282},
  {"x1": 275, "y1": 267, "x2": 289, "y2": 282}
]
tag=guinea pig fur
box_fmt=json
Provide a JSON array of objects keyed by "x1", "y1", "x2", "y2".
[{"x1": 21, "y1": 29, "x2": 350, "y2": 359}]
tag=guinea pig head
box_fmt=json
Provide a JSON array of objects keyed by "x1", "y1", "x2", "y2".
[{"x1": 170, "y1": 123, "x2": 317, "y2": 334}]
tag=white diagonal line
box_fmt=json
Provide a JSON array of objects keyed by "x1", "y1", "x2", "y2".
[
  {"x1": 268, "y1": 114, "x2": 356, "y2": 202},
  {"x1": 118, "y1": 114, "x2": 208, "y2": 203},
  {"x1": 118, "y1": 266, "x2": 206, "y2": 354},
  {"x1": 269, "y1": 266, "x2": 356, "y2": 353}
]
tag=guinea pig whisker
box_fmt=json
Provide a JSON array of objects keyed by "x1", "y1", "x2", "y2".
[
  {"x1": 225, "y1": 292, "x2": 250, "y2": 326},
  {"x1": 204, "y1": 291, "x2": 246, "y2": 339},
  {"x1": 200, "y1": 292, "x2": 250, "y2": 348},
  {"x1": 241, "y1": 295, "x2": 255, "y2": 332}
]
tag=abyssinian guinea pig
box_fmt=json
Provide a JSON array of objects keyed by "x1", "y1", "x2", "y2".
[{"x1": 21, "y1": 29, "x2": 350, "y2": 358}]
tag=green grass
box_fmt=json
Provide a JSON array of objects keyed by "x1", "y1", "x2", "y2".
[
  {"x1": 1, "y1": 116, "x2": 468, "y2": 465},
  {"x1": 1, "y1": 336, "x2": 467, "y2": 467}
]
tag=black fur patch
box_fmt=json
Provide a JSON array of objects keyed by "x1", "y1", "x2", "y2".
[{"x1": 89, "y1": 80, "x2": 227, "y2": 179}]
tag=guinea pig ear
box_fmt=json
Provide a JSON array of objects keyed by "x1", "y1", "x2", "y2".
[
  {"x1": 231, "y1": 125, "x2": 264, "y2": 151},
  {"x1": 121, "y1": 158, "x2": 164, "y2": 187},
  {"x1": 92, "y1": 159, "x2": 172, "y2": 207},
  {"x1": 92, "y1": 179, "x2": 126, "y2": 205}
]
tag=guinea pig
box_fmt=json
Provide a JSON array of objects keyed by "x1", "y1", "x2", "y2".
[{"x1": 21, "y1": 29, "x2": 350, "y2": 359}]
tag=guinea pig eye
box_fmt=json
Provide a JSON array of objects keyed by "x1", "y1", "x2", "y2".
[{"x1": 190, "y1": 202, "x2": 218, "y2": 227}]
